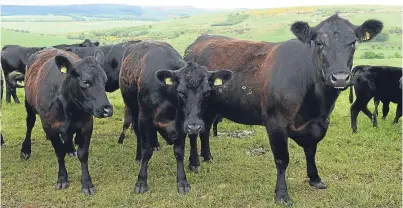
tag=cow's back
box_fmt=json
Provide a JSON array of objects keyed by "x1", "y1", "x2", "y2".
[
  {"x1": 120, "y1": 41, "x2": 184, "y2": 96},
  {"x1": 25, "y1": 49, "x2": 80, "y2": 111},
  {"x1": 357, "y1": 66, "x2": 402, "y2": 103}
]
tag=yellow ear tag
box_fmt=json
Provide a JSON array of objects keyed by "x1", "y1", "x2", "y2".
[
  {"x1": 60, "y1": 66, "x2": 67, "y2": 74},
  {"x1": 214, "y1": 78, "x2": 223, "y2": 86},
  {"x1": 364, "y1": 32, "x2": 370, "y2": 40},
  {"x1": 165, "y1": 77, "x2": 173, "y2": 85}
]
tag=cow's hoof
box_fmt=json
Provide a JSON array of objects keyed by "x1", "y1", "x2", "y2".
[
  {"x1": 117, "y1": 135, "x2": 124, "y2": 144},
  {"x1": 20, "y1": 152, "x2": 31, "y2": 160},
  {"x1": 82, "y1": 186, "x2": 96, "y2": 196},
  {"x1": 188, "y1": 165, "x2": 199, "y2": 173},
  {"x1": 152, "y1": 146, "x2": 160, "y2": 151},
  {"x1": 68, "y1": 151, "x2": 77, "y2": 157},
  {"x1": 177, "y1": 181, "x2": 190, "y2": 195},
  {"x1": 309, "y1": 180, "x2": 327, "y2": 189},
  {"x1": 202, "y1": 154, "x2": 213, "y2": 162},
  {"x1": 275, "y1": 192, "x2": 293, "y2": 206},
  {"x1": 134, "y1": 181, "x2": 148, "y2": 194},
  {"x1": 55, "y1": 181, "x2": 69, "y2": 190},
  {"x1": 352, "y1": 129, "x2": 357, "y2": 134},
  {"x1": 382, "y1": 116, "x2": 387, "y2": 120},
  {"x1": 135, "y1": 159, "x2": 142, "y2": 164}
]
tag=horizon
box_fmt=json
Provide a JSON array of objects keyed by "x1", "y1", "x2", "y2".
[{"x1": 1, "y1": 0, "x2": 402, "y2": 9}]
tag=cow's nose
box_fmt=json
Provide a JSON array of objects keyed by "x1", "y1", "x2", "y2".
[
  {"x1": 331, "y1": 73, "x2": 350, "y2": 82},
  {"x1": 102, "y1": 105, "x2": 113, "y2": 117},
  {"x1": 185, "y1": 124, "x2": 203, "y2": 134},
  {"x1": 330, "y1": 72, "x2": 351, "y2": 89}
]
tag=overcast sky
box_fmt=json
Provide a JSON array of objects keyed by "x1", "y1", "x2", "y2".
[{"x1": 0, "y1": 0, "x2": 402, "y2": 9}]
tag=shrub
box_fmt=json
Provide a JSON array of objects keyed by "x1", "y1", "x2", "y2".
[
  {"x1": 361, "y1": 51, "x2": 385, "y2": 59},
  {"x1": 211, "y1": 14, "x2": 249, "y2": 26},
  {"x1": 372, "y1": 33, "x2": 389, "y2": 42}
]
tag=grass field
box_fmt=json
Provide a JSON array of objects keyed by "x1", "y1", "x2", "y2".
[{"x1": 1, "y1": 5, "x2": 402, "y2": 208}]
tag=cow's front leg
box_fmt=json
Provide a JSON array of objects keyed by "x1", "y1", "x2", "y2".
[
  {"x1": 175, "y1": 134, "x2": 190, "y2": 194},
  {"x1": 49, "y1": 134, "x2": 69, "y2": 190},
  {"x1": 266, "y1": 125, "x2": 292, "y2": 205},
  {"x1": 134, "y1": 116, "x2": 155, "y2": 193},
  {"x1": 76, "y1": 118, "x2": 96, "y2": 196},
  {"x1": 303, "y1": 144, "x2": 327, "y2": 189}
]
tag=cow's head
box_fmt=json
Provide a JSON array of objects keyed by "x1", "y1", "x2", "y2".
[
  {"x1": 79, "y1": 39, "x2": 100, "y2": 47},
  {"x1": 156, "y1": 61, "x2": 232, "y2": 135},
  {"x1": 55, "y1": 50, "x2": 113, "y2": 118},
  {"x1": 291, "y1": 14, "x2": 383, "y2": 90}
]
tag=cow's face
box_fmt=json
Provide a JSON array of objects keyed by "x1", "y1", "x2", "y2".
[
  {"x1": 156, "y1": 61, "x2": 232, "y2": 135},
  {"x1": 291, "y1": 14, "x2": 383, "y2": 90},
  {"x1": 55, "y1": 50, "x2": 113, "y2": 118}
]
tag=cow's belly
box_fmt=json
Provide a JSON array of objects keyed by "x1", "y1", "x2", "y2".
[{"x1": 213, "y1": 90, "x2": 263, "y2": 125}]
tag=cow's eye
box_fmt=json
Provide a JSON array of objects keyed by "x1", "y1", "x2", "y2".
[
  {"x1": 177, "y1": 91, "x2": 186, "y2": 99},
  {"x1": 82, "y1": 80, "x2": 90, "y2": 87},
  {"x1": 314, "y1": 40, "x2": 324, "y2": 48}
]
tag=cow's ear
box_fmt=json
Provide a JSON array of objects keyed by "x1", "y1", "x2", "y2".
[
  {"x1": 209, "y1": 70, "x2": 233, "y2": 87},
  {"x1": 291, "y1": 21, "x2": 315, "y2": 43},
  {"x1": 55, "y1": 55, "x2": 72, "y2": 74},
  {"x1": 356, "y1": 19, "x2": 383, "y2": 42},
  {"x1": 94, "y1": 50, "x2": 105, "y2": 64},
  {"x1": 94, "y1": 41, "x2": 100, "y2": 46},
  {"x1": 156, "y1": 69, "x2": 176, "y2": 86}
]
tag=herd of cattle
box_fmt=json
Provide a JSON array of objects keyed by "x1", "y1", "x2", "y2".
[{"x1": 1, "y1": 14, "x2": 402, "y2": 205}]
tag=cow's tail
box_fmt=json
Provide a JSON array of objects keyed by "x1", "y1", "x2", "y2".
[
  {"x1": 8, "y1": 71, "x2": 25, "y2": 88},
  {"x1": 349, "y1": 85, "x2": 354, "y2": 104}
]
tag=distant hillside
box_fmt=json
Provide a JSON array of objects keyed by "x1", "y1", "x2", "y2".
[{"x1": 1, "y1": 4, "x2": 214, "y2": 21}]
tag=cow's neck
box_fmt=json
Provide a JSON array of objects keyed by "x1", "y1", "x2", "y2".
[{"x1": 311, "y1": 70, "x2": 340, "y2": 119}]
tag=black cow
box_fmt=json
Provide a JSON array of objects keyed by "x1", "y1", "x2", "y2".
[
  {"x1": 52, "y1": 39, "x2": 99, "y2": 49},
  {"x1": 1, "y1": 39, "x2": 98, "y2": 104},
  {"x1": 120, "y1": 40, "x2": 232, "y2": 194},
  {"x1": 66, "y1": 40, "x2": 143, "y2": 144},
  {"x1": 349, "y1": 65, "x2": 402, "y2": 132},
  {"x1": 67, "y1": 40, "x2": 141, "y2": 92},
  {"x1": 184, "y1": 14, "x2": 382, "y2": 204},
  {"x1": 22, "y1": 48, "x2": 112, "y2": 196}
]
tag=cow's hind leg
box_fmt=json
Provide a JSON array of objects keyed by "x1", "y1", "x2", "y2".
[
  {"x1": 5, "y1": 82, "x2": 12, "y2": 103},
  {"x1": 21, "y1": 100, "x2": 36, "y2": 160},
  {"x1": 393, "y1": 103, "x2": 402, "y2": 124},
  {"x1": 373, "y1": 99, "x2": 380, "y2": 127},
  {"x1": 350, "y1": 94, "x2": 372, "y2": 133},
  {"x1": 49, "y1": 134, "x2": 69, "y2": 190},
  {"x1": 10, "y1": 85, "x2": 20, "y2": 104},
  {"x1": 118, "y1": 106, "x2": 132, "y2": 144},
  {"x1": 76, "y1": 118, "x2": 96, "y2": 196},
  {"x1": 188, "y1": 134, "x2": 200, "y2": 172},
  {"x1": 382, "y1": 101, "x2": 390, "y2": 120}
]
